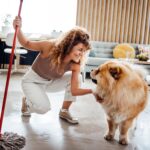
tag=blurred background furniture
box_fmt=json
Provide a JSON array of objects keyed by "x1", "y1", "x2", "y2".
[
  {"x1": 85, "y1": 41, "x2": 150, "y2": 76},
  {"x1": 3, "y1": 33, "x2": 28, "y2": 73}
]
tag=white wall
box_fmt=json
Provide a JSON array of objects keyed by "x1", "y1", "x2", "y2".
[{"x1": 0, "y1": 0, "x2": 77, "y2": 33}]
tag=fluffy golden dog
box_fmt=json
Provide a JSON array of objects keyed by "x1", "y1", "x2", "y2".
[{"x1": 90, "y1": 60, "x2": 148, "y2": 145}]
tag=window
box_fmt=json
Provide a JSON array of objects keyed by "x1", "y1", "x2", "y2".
[{"x1": 0, "y1": 0, "x2": 77, "y2": 33}]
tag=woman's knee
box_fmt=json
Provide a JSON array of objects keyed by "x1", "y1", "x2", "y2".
[
  {"x1": 32, "y1": 103, "x2": 51, "y2": 114},
  {"x1": 36, "y1": 106, "x2": 51, "y2": 114}
]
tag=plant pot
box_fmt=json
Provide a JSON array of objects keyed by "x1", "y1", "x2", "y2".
[{"x1": 1, "y1": 26, "x2": 11, "y2": 36}]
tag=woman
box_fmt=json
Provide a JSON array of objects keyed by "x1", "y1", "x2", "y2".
[{"x1": 13, "y1": 16, "x2": 93, "y2": 124}]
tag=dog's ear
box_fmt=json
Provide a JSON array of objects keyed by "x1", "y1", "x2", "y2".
[
  {"x1": 94, "y1": 69, "x2": 100, "y2": 75},
  {"x1": 109, "y1": 67, "x2": 122, "y2": 80}
]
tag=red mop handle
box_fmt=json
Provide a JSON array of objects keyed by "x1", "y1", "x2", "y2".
[{"x1": 0, "y1": 0, "x2": 23, "y2": 135}]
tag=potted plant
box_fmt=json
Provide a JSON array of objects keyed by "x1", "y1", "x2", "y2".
[
  {"x1": 1, "y1": 14, "x2": 12, "y2": 35},
  {"x1": 136, "y1": 46, "x2": 149, "y2": 61}
]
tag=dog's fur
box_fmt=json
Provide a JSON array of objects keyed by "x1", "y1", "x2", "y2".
[{"x1": 90, "y1": 60, "x2": 148, "y2": 145}]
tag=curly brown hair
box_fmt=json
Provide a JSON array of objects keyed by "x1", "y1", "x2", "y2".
[{"x1": 48, "y1": 26, "x2": 91, "y2": 71}]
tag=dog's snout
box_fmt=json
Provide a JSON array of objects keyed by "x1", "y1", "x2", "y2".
[{"x1": 92, "y1": 79, "x2": 97, "y2": 84}]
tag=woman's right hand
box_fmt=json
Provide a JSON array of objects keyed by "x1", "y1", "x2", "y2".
[{"x1": 13, "y1": 16, "x2": 22, "y2": 30}]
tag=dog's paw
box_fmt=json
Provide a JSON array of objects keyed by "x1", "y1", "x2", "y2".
[
  {"x1": 104, "y1": 134, "x2": 114, "y2": 141},
  {"x1": 119, "y1": 139, "x2": 128, "y2": 145}
]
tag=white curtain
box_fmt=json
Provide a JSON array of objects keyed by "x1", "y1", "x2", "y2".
[{"x1": 0, "y1": 0, "x2": 77, "y2": 33}]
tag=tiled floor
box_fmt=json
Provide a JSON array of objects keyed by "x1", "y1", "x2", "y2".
[{"x1": 0, "y1": 72, "x2": 150, "y2": 150}]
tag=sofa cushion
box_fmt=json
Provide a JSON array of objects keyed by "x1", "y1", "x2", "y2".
[
  {"x1": 89, "y1": 50, "x2": 96, "y2": 57},
  {"x1": 89, "y1": 41, "x2": 118, "y2": 58},
  {"x1": 86, "y1": 57, "x2": 116, "y2": 66},
  {"x1": 90, "y1": 48, "x2": 113, "y2": 58}
]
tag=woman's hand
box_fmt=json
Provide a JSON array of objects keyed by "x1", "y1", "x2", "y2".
[{"x1": 13, "y1": 16, "x2": 22, "y2": 30}]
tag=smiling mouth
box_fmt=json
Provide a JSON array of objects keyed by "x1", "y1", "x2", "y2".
[
  {"x1": 74, "y1": 56, "x2": 81, "y2": 61},
  {"x1": 76, "y1": 55, "x2": 80, "y2": 58}
]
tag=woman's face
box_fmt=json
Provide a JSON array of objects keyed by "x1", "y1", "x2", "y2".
[{"x1": 69, "y1": 43, "x2": 87, "y2": 63}]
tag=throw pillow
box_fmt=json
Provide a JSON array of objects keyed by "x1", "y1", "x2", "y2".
[{"x1": 113, "y1": 43, "x2": 135, "y2": 58}]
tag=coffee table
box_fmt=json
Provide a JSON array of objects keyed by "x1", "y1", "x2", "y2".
[
  {"x1": 133, "y1": 59, "x2": 150, "y2": 87},
  {"x1": 119, "y1": 58, "x2": 150, "y2": 86},
  {"x1": 133, "y1": 59, "x2": 150, "y2": 65}
]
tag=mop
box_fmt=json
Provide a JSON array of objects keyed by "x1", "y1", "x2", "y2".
[{"x1": 0, "y1": 0, "x2": 26, "y2": 149}]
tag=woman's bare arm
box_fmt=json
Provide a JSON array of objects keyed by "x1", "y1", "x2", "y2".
[
  {"x1": 71, "y1": 63, "x2": 92, "y2": 96},
  {"x1": 13, "y1": 16, "x2": 51, "y2": 52},
  {"x1": 17, "y1": 30, "x2": 51, "y2": 52}
]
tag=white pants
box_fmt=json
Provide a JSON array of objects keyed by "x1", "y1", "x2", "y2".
[{"x1": 21, "y1": 69, "x2": 80, "y2": 114}]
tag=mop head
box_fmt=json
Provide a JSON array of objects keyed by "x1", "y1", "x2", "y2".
[{"x1": 0, "y1": 132, "x2": 26, "y2": 150}]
